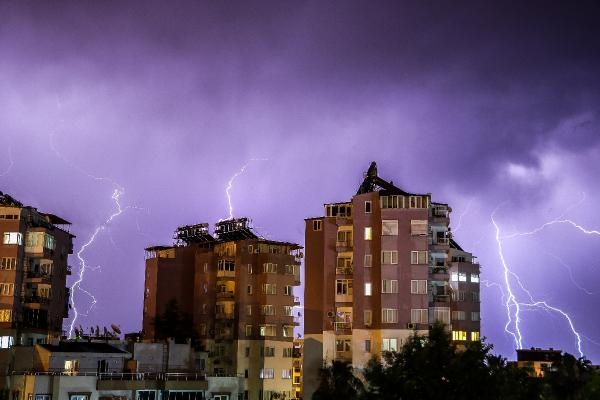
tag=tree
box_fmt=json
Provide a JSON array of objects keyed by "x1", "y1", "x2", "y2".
[
  {"x1": 543, "y1": 353, "x2": 595, "y2": 400},
  {"x1": 152, "y1": 298, "x2": 197, "y2": 344},
  {"x1": 312, "y1": 360, "x2": 364, "y2": 400}
]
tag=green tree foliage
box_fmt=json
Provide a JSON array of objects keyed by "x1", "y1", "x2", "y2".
[
  {"x1": 152, "y1": 298, "x2": 197, "y2": 344},
  {"x1": 313, "y1": 323, "x2": 600, "y2": 400},
  {"x1": 312, "y1": 360, "x2": 365, "y2": 400}
]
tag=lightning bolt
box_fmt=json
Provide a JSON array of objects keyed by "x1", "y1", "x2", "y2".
[
  {"x1": 68, "y1": 189, "x2": 126, "y2": 337},
  {"x1": 492, "y1": 207, "x2": 588, "y2": 357},
  {"x1": 452, "y1": 198, "x2": 473, "y2": 234},
  {"x1": 0, "y1": 145, "x2": 14, "y2": 178},
  {"x1": 224, "y1": 158, "x2": 267, "y2": 219}
]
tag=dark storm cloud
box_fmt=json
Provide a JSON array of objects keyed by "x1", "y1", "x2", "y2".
[{"x1": 2, "y1": 1, "x2": 600, "y2": 360}]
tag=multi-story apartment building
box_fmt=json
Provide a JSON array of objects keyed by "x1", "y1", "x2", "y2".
[
  {"x1": 143, "y1": 218, "x2": 302, "y2": 400},
  {"x1": 0, "y1": 192, "x2": 73, "y2": 347},
  {"x1": 303, "y1": 163, "x2": 480, "y2": 398}
]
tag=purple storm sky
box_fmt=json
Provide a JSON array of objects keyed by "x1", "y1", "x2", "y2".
[{"x1": 2, "y1": 1, "x2": 600, "y2": 361}]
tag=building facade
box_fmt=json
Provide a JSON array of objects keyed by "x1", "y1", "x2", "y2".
[
  {"x1": 143, "y1": 218, "x2": 302, "y2": 400},
  {"x1": 303, "y1": 163, "x2": 480, "y2": 398},
  {"x1": 0, "y1": 192, "x2": 73, "y2": 347}
]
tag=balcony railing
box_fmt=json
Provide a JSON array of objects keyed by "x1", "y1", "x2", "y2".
[
  {"x1": 335, "y1": 267, "x2": 353, "y2": 275},
  {"x1": 215, "y1": 313, "x2": 235, "y2": 320},
  {"x1": 334, "y1": 322, "x2": 352, "y2": 332},
  {"x1": 216, "y1": 291, "x2": 234, "y2": 299},
  {"x1": 216, "y1": 270, "x2": 235, "y2": 278},
  {"x1": 21, "y1": 296, "x2": 51, "y2": 305},
  {"x1": 336, "y1": 241, "x2": 353, "y2": 250}
]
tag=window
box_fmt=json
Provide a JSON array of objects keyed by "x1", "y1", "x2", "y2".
[
  {"x1": 365, "y1": 339, "x2": 371, "y2": 352},
  {"x1": 260, "y1": 368, "x2": 274, "y2": 379},
  {"x1": 3, "y1": 232, "x2": 22, "y2": 245},
  {"x1": 283, "y1": 348, "x2": 294, "y2": 357},
  {"x1": 336, "y1": 339, "x2": 351, "y2": 352},
  {"x1": 263, "y1": 263, "x2": 277, "y2": 273},
  {"x1": 245, "y1": 347, "x2": 250, "y2": 357},
  {"x1": 472, "y1": 292, "x2": 480, "y2": 302},
  {"x1": 283, "y1": 306, "x2": 293, "y2": 316},
  {"x1": 69, "y1": 395, "x2": 89, "y2": 400},
  {"x1": 471, "y1": 311, "x2": 480, "y2": 321},
  {"x1": 246, "y1": 305, "x2": 252, "y2": 316},
  {"x1": 381, "y1": 308, "x2": 398, "y2": 323},
  {"x1": 284, "y1": 285, "x2": 293, "y2": 296},
  {"x1": 411, "y1": 251, "x2": 427, "y2": 264},
  {"x1": 382, "y1": 338, "x2": 398, "y2": 352},
  {"x1": 364, "y1": 310, "x2": 372, "y2": 326},
  {"x1": 410, "y1": 220, "x2": 428, "y2": 235},
  {"x1": 470, "y1": 273, "x2": 480, "y2": 283},
  {"x1": 364, "y1": 227, "x2": 372, "y2": 240},
  {"x1": 382, "y1": 280, "x2": 398, "y2": 293},
  {"x1": 0, "y1": 335, "x2": 13, "y2": 348},
  {"x1": 411, "y1": 309, "x2": 428, "y2": 324},
  {"x1": 380, "y1": 195, "x2": 401, "y2": 208},
  {"x1": 382, "y1": 220, "x2": 398, "y2": 235},
  {"x1": 451, "y1": 271, "x2": 459, "y2": 281},
  {"x1": 432, "y1": 307, "x2": 451, "y2": 324},
  {"x1": 410, "y1": 280, "x2": 427, "y2": 294},
  {"x1": 364, "y1": 283, "x2": 372, "y2": 296},
  {"x1": 471, "y1": 331, "x2": 480, "y2": 341},
  {"x1": 313, "y1": 220, "x2": 322, "y2": 231},
  {"x1": 261, "y1": 305, "x2": 275, "y2": 316},
  {"x1": 35, "y1": 395, "x2": 51, "y2": 400},
  {"x1": 217, "y1": 259, "x2": 235, "y2": 272},
  {"x1": 365, "y1": 201, "x2": 372, "y2": 213},
  {"x1": 336, "y1": 279, "x2": 353, "y2": 295},
  {"x1": 261, "y1": 347, "x2": 275, "y2": 357},
  {"x1": 0, "y1": 258, "x2": 16, "y2": 269},
  {"x1": 262, "y1": 283, "x2": 276, "y2": 295},
  {"x1": 282, "y1": 369, "x2": 292, "y2": 379},
  {"x1": 459, "y1": 272, "x2": 467, "y2": 282},
  {"x1": 381, "y1": 250, "x2": 398, "y2": 264},
  {"x1": 282, "y1": 325, "x2": 294, "y2": 337},
  {"x1": 0, "y1": 310, "x2": 12, "y2": 322},
  {"x1": 409, "y1": 196, "x2": 428, "y2": 208},
  {"x1": 245, "y1": 325, "x2": 252, "y2": 337},
  {"x1": 452, "y1": 311, "x2": 466, "y2": 321},
  {"x1": 260, "y1": 325, "x2": 276, "y2": 337},
  {"x1": 364, "y1": 254, "x2": 372, "y2": 267},
  {"x1": 452, "y1": 330, "x2": 467, "y2": 341},
  {"x1": 452, "y1": 291, "x2": 465, "y2": 301},
  {"x1": 247, "y1": 263, "x2": 253, "y2": 274},
  {"x1": 0, "y1": 284, "x2": 14, "y2": 296},
  {"x1": 247, "y1": 285, "x2": 252, "y2": 294}
]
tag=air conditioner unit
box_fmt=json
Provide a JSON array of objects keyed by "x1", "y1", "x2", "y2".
[
  {"x1": 407, "y1": 323, "x2": 416, "y2": 329},
  {"x1": 326, "y1": 311, "x2": 335, "y2": 318}
]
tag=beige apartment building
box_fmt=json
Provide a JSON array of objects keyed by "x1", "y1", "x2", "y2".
[
  {"x1": 303, "y1": 163, "x2": 480, "y2": 398},
  {"x1": 143, "y1": 218, "x2": 302, "y2": 400},
  {"x1": 0, "y1": 192, "x2": 74, "y2": 347}
]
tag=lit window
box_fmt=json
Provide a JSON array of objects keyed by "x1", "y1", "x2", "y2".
[
  {"x1": 282, "y1": 369, "x2": 292, "y2": 379},
  {"x1": 471, "y1": 331, "x2": 480, "y2": 341},
  {"x1": 381, "y1": 280, "x2": 398, "y2": 293},
  {"x1": 263, "y1": 263, "x2": 277, "y2": 273},
  {"x1": 336, "y1": 279, "x2": 353, "y2": 295},
  {"x1": 282, "y1": 325, "x2": 294, "y2": 337},
  {"x1": 365, "y1": 201, "x2": 372, "y2": 213},
  {"x1": 283, "y1": 306, "x2": 293, "y2": 316},
  {"x1": 452, "y1": 330, "x2": 467, "y2": 341},
  {"x1": 410, "y1": 280, "x2": 427, "y2": 294},
  {"x1": 381, "y1": 308, "x2": 398, "y2": 323},
  {"x1": 382, "y1": 220, "x2": 398, "y2": 235},
  {"x1": 382, "y1": 338, "x2": 398, "y2": 352},
  {"x1": 451, "y1": 272, "x2": 459, "y2": 281},
  {"x1": 364, "y1": 227, "x2": 372, "y2": 240},
  {"x1": 364, "y1": 282, "x2": 372, "y2": 296},
  {"x1": 259, "y1": 325, "x2": 276, "y2": 337},
  {"x1": 0, "y1": 257, "x2": 16, "y2": 269},
  {"x1": 411, "y1": 251, "x2": 427, "y2": 264},
  {"x1": 0, "y1": 284, "x2": 14, "y2": 296},
  {"x1": 2, "y1": 232, "x2": 22, "y2": 245},
  {"x1": 0, "y1": 310, "x2": 12, "y2": 322},
  {"x1": 458, "y1": 272, "x2": 467, "y2": 282},
  {"x1": 470, "y1": 273, "x2": 480, "y2": 283},
  {"x1": 381, "y1": 250, "x2": 398, "y2": 264},
  {"x1": 410, "y1": 309, "x2": 428, "y2": 324},
  {"x1": 364, "y1": 254, "x2": 372, "y2": 267},
  {"x1": 260, "y1": 368, "x2": 274, "y2": 379}
]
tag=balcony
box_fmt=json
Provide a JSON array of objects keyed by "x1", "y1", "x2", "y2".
[
  {"x1": 293, "y1": 296, "x2": 300, "y2": 305},
  {"x1": 21, "y1": 295, "x2": 51, "y2": 305},
  {"x1": 336, "y1": 240, "x2": 353, "y2": 251},
  {"x1": 335, "y1": 266, "x2": 353, "y2": 275},
  {"x1": 334, "y1": 322, "x2": 352, "y2": 334},
  {"x1": 216, "y1": 270, "x2": 235, "y2": 279},
  {"x1": 97, "y1": 372, "x2": 208, "y2": 391},
  {"x1": 216, "y1": 291, "x2": 234, "y2": 299},
  {"x1": 429, "y1": 294, "x2": 450, "y2": 306},
  {"x1": 430, "y1": 266, "x2": 449, "y2": 280},
  {"x1": 215, "y1": 312, "x2": 235, "y2": 320},
  {"x1": 25, "y1": 272, "x2": 53, "y2": 283},
  {"x1": 432, "y1": 237, "x2": 450, "y2": 246}
]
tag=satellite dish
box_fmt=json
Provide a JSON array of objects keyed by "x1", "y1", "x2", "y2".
[{"x1": 111, "y1": 324, "x2": 122, "y2": 334}]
